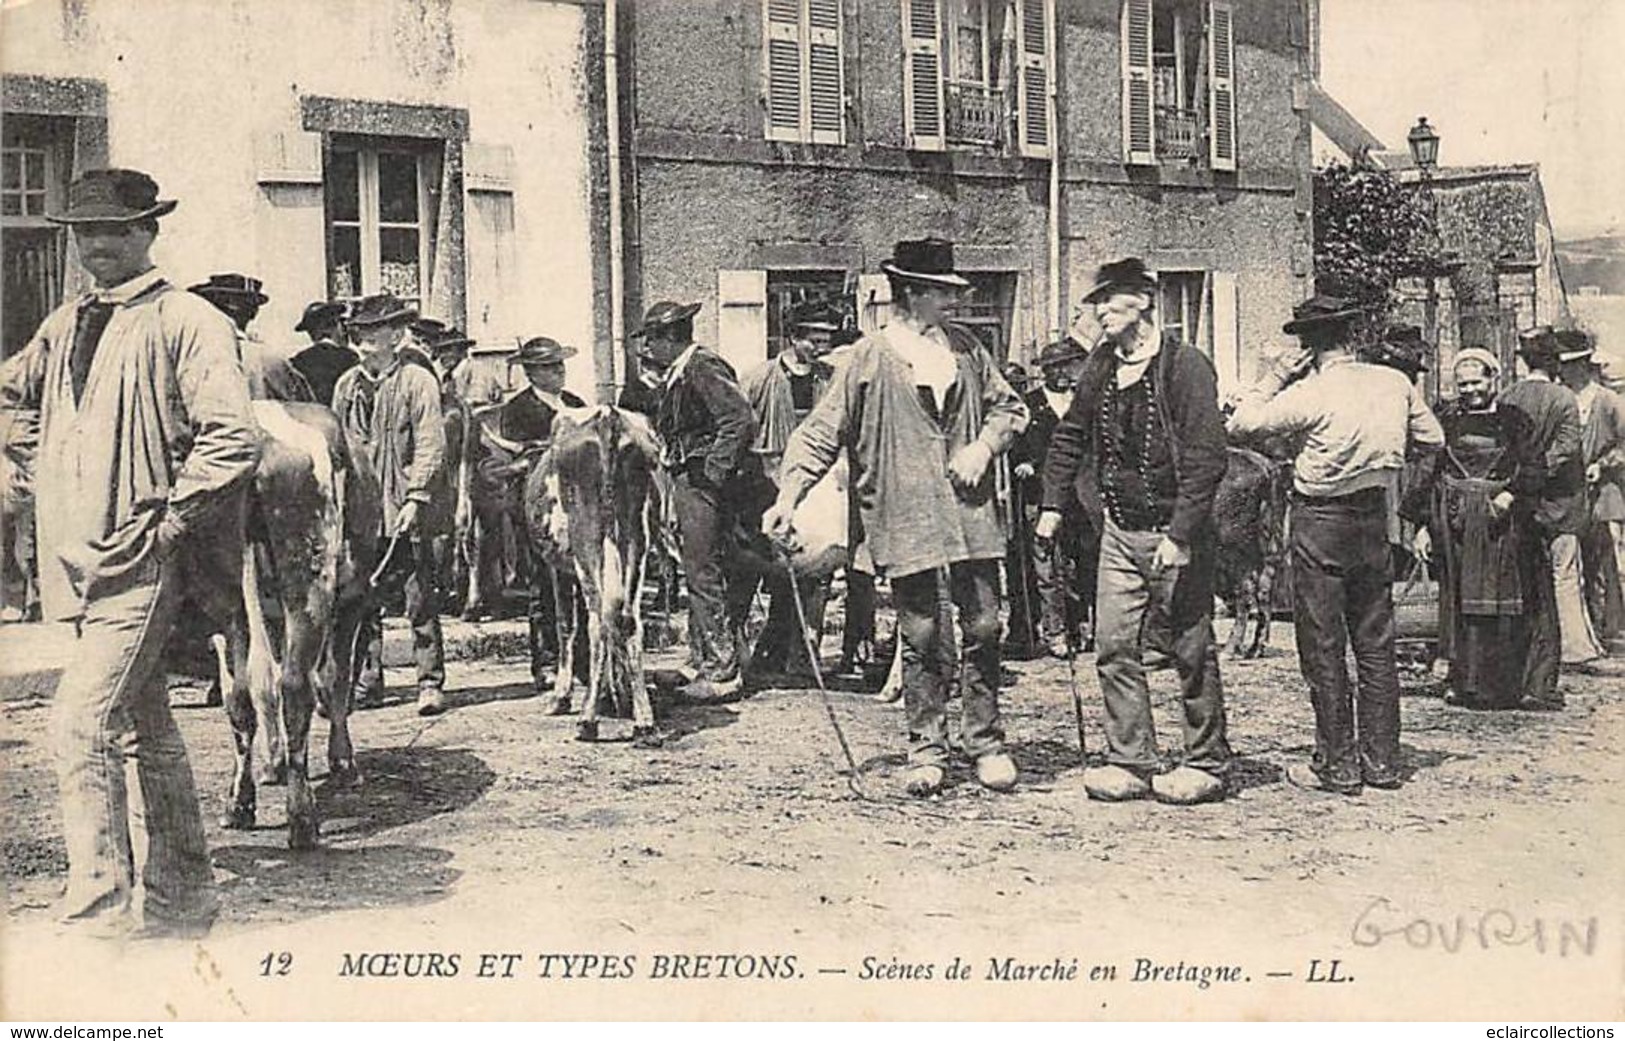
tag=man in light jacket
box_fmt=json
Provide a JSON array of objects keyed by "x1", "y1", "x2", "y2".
[
  {"x1": 765, "y1": 238, "x2": 1029, "y2": 797},
  {"x1": 0, "y1": 169, "x2": 261, "y2": 937}
]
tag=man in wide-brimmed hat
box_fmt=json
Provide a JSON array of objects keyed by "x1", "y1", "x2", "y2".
[
  {"x1": 630, "y1": 299, "x2": 766, "y2": 698},
  {"x1": 766, "y1": 237, "x2": 1030, "y2": 796},
  {"x1": 1011, "y1": 335, "x2": 1097, "y2": 660},
  {"x1": 740, "y1": 300, "x2": 842, "y2": 685},
  {"x1": 330, "y1": 292, "x2": 452, "y2": 717},
  {"x1": 0, "y1": 168, "x2": 261, "y2": 937},
  {"x1": 190, "y1": 273, "x2": 313, "y2": 403},
  {"x1": 1230, "y1": 293, "x2": 1443, "y2": 794},
  {"x1": 1365, "y1": 322, "x2": 1431, "y2": 387},
  {"x1": 290, "y1": 300, "x2": 355, "y2": 406},
  {"x1": 1553, "y1": 328, "x2": 1625, "y2": 657},
  {"x1": 1041, "y1": 257, "x2": 1233, "y2": 805},
  {"x1": 1494, "y1": 326, "x2": 1593, "y2": 701},
  {"x1": 477, "y1": 335, "x2": 592, "y2": 696}
]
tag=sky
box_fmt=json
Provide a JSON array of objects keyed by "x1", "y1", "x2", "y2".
[{"x1": 1320, "y1": 0, "x2": 1625, "y2": 240}]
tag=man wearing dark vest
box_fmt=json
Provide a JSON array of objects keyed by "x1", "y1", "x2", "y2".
[
  {"x1": 1039, "y1": 258, "x2": 1232, "y2": 805},
  {"x1": 480, "y1": 336, "x2": 590, "y2": 705},
  {"x1": 290, "y1": 300, "x2": 356, "y2": 406},
  {"x1": 633, "y1": 300, "x2": 766, "y2": 700}
]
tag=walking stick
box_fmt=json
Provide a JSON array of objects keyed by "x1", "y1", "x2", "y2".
[
  {"x1": 1066, "y1": 626, "x2": 1087, "y2": 762},
  {"x1": 782, "y1": 548, "x2": 870, "y2": 800}
]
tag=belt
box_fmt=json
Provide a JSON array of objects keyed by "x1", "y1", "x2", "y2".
[{"x1": 1291, "y1": 486, "x2": 1386, "y2": 507}]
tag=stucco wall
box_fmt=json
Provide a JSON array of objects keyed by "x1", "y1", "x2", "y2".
[{"x1": 1, "y1": 0, "x2": 602, "y2": 395}]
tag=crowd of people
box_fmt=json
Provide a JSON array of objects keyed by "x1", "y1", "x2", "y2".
[{"x1": 3, "y1": 166, "x2": 1623, "y2": 940}]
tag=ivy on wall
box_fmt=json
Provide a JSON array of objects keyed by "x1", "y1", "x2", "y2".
[{"x1": 1312, "y1": 159, "x2": 1443, "y2": 318}]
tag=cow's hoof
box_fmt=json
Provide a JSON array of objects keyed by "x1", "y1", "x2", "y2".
[
  {"x1": 539, "y1": 694, "x2": 571, "y2": 716},
  {"x1": 288, "y1": 818, "x2": 320, "y2": 852},
  {"x1": 256, "y1": 761, "x2": 288, "y2": 787},
  {"x1": 204, "y1": 686, "x2": 223, "y2": 709},
  {"x1": 327, "y1": 760, "x2": 363, "y2": 788},
  {"x1": 631, "y1": 726, "x2": 664, "y2": 749},
  {"x1": 575, "y1": 720, "x2": 599, "y2": 743},
  {"x1": 220, "y1": 804, "x2": 256, "y2": 830}
]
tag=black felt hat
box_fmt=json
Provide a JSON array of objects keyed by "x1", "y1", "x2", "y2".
[
  {"x1": 510, "y1": 336, "x2": 579, "y2": 367},
  {"x1": 628, "y1": 300, "x2": 702, "y2": 341},
  {"x1": 348, "y1": 292, "x2": 417, "y2": 329},
  {"x1": 1036, "y1": 336, "x2": 1089, "y2": 369},
  {"x1": 1282, "y1": 294, "x2": 1367, "y2": 336},
  {"x1": 47, "y1": 168, "x2": 177, "y2": 224},
  {"x1": 880, "y1": 237, "x2": 971, "y2": 288},
  {"x1": 1081, "y1": 257, "x2": 1158, "y2": 304},
  {"x1": 189, "y1": 273, "x2": 269, "y2": 306},
  {"x1": 295, "y1": 300, "x2": 346, "y2": 333}
]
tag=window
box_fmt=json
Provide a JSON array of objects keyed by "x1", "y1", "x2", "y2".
[
  {"x1": 763, "y1": 0, "x2": 845, "y2": 145},
  {"x1": 766, "y1": 270, "x2": 850, "y2": 358},
  {"x1": 2, "y1": 116, "x2": 72, "y2": 357},
  {"x1": 904, "y1": 0, "x2": 1052, "y2": 156},
  {"x1": 325, "y1": 139, "x2": 441, "y2": 312},
  {"x1": 1155, "y1": 270, "x2": 1209, "y2": 354},
  {"x1": 1122, "y1": 0, "x2": 1236, "y2": 170},
  {"x1": 949, "y1": 271, "x2": 1017, "y2": 363}
]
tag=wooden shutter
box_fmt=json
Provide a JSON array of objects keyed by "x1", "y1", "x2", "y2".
[
  {"x1": 1121, "y1": 0, "x2": 1155, "y2": 165},
  {"x1": 807, "y1": 0, "x2": 845, "y2": 144},
  {"x1": 902, "y1": 0, "x2": 945, "y2": 151},
  {"x1": 1208, "y1": 0, "x2": 1237, "y2": 171},
  {"x1": 765, "y1": 0, "x2": 805, "y2": 142},
  {"x1": 717, "y1": 269, "x2": 768, "y2": 376},
  {"x1": 1211, "y1": 270, "x2": 1240, "y2": 396},
  {"x1": 1015, "y1": 0, "x2": 1053, "y2": 158},
  {"x1": 857, "y1": 273, "x2": 893, "y2": 334}
]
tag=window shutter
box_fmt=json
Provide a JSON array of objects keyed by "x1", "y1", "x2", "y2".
[
  {"x1": 1121, "y1": 0, "x2": 1155, "y2": 165},
  {"x1": 1015, "y1": 0, "x2": 1053, "y2": 158},
  {"x1": 1208, "y1": 0, "x2": 1237, "y2": 171},
  {"x1": 765, "y1": 0, "x2": 806, "y2": 142},
  {"x1": 857, "y1": 273, "x2": 893, "y2": 334},
  {"x1": 807, "y1": 0, "x2": 845, "y2": 144},
  {"x1": 902, "y1": 0, "x2": 945, "y2": 151},
  {"x1": 717, "y1": 269, "x2": 769, "y2": 376},
  {"x1": 1211, "y1": 270, "x2": 1240, "y2": 397}
]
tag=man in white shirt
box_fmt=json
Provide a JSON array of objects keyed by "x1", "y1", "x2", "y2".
[{"x1": 1229, "y1": 294, "x2": 1443, "y2": 795}]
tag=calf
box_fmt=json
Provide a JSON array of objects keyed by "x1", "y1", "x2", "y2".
[
  {"x1": 524, "y1": 406, "x2": 663, "y2": 746},
  {"x1": 1212, "y1": 446, "x2": 1290, "y2": 659},
  {"x1": 218, "y1": 401, "x2": 380, "y2": 850}
]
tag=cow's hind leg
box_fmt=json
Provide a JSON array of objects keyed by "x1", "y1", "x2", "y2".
[
  {"x1": 219, "y1": 624, "x2": 258, "y2": 830},
  {"x1": 627, "y1": 560, "x2": 661, "y2": 748},
  {"x1": 280, "y1": 613, "x2": 323, "y2": 850},
  {"x1": 324, "y1": 594, "x2": 367, "y2": 787},
  {"x1": 548, "y1": 567, "x2": 577, "y2": 715},
  {"x1": 1248, "y1": 563, "x2": 1275, "y2": 658},
  {"x1": 576, "y1": 595, "x2": 604, "y2": 743}
]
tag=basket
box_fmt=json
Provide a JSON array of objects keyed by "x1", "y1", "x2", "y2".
[{"x1": 1392, "y1": 560, "x2": 1440, "y2": 641}]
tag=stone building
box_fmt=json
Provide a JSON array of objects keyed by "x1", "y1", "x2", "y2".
[
  {"x1": 1, "y1": 0, "x2": 613, "y2": 398},
  {"x1": 619, "y1": 0, "x2": 1317, "y2": 394}
]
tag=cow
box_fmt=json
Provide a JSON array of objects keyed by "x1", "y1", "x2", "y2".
[
  {"x1": 1212, "y1": 446, "x2": 1291, "y2": 659},
  {"x1": 524, "y1": 405, "x2": 664, "y2": 746},
  {"x1": 216, "y1": 400, "x2": 381, "y2": 850}
]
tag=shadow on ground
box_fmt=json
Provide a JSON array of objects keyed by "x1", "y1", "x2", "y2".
[{"x1": 212, "y1": 843, "x2": 460, "y2": 925}]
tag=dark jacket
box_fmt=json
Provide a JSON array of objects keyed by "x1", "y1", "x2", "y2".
[
  {"x1": 498, "y1": 386, "x2": 587, "y2": 444},
  {"x1": 1040, "y1": 334, "x2": 1228, "y2": 550},
  {"x1": 291, "y1": 339, "x2": 358, "y2": 407},
  {"x1": 656, "y1": 348, "x2": 760, "y2": 490},
  {"x1": 1499, "y1": 376, "x2": 1587, "y2": 535},
  {"x1": 1011, "y1": 385, "x2": 1067, "y2": 505}
]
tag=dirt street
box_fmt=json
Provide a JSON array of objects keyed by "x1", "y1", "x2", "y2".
[{"x1": 2, "y1": 626, "x2": 1621, "y2": 1020}]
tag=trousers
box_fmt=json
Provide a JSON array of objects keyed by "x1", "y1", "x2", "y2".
[
  {"x1": 893, "y1": 559, "x2": 1005, "y2": 766},
  {"x1": 1289, "y1": 490, "x2": 1400, "y2": 786},
  {"x1": 1551, "y1": 532, "x2": 1603, "y2": 664},
  {"x1": 356, "y1": 536, "x2": 446, "y2": 696},
  {"x1": 52, "y1": 555, "x2": 217, "y2": 930},
  {"x1": 671, "y1": 473, "x2": 758, "y2": 682},
  {"x1": 1093, "y1": 514, "x2": 1231, "y2": 772}
]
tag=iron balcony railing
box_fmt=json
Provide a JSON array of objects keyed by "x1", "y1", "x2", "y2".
[
  {"x1": 945, "y1": 81, "x2": 1006, "y2": 147},
  {"x1": 1156, "y1": 105, "x2": 1202, "y2": 162}
]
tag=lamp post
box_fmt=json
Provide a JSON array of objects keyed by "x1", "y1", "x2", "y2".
[{"x1": 1408, "y1": 116, "x2": 1444, "y2": 395}]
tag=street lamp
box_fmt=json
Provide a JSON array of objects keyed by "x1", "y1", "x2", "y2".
[
  {"x1": 1407, "y1": 116, "x2": 1440, "y2": 174},
  {"x1": 1407, "y1": 116, "x2": 1446, "y2": 395}
]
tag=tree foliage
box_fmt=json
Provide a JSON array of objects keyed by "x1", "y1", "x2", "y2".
[{"x1": 1313, "y1": 159, "x2": 1442, "y2": 317}]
